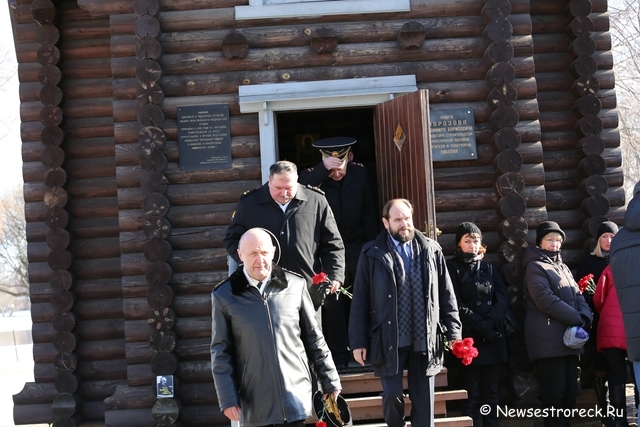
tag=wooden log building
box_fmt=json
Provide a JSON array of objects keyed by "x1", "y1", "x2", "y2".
[{"x1": 9, "y1": 0, "x2": 624, "y2": 425}]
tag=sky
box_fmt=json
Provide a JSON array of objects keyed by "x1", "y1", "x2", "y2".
[{"x1": 0, "y1": 2, "x2": 22, "y2": 196}]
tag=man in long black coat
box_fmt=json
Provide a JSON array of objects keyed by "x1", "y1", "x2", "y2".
[
  {"x1": 223, "y1": 160, "x2": 345, "y2": 304},
  {"x1": 299, "y1": 137, "x2": 378, "y2": 368}
]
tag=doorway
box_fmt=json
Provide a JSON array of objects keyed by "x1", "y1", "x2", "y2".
[{"x1": 275, "y1": 108, "x2": 380, "y2": 212}]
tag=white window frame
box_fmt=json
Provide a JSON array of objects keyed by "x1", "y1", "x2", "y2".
[
  {"x1": 237, "y1": 75, "x2": 418, "y2": 182},
  {"x1": 236, "y1": 0, "x2": 410, "y2": 20}
]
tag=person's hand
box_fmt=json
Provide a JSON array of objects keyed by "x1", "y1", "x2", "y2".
[
  {"x1": 323, "y1": 156, "x2": 344, "y2": 171},
  {"x1": 223, "y1": 406, "x2": 241, "y2": 421},
  {"x1": 330, "y1": 280, "x2": 341, "y2": 294},
  {"x1": 353, "y1": 348, "x2": 367, "y2": 366},
  {"x1": 483, "y1": 330, "x2": 500, "y2": 342},
  {"x1": 474, "y1": 319, "x2": 494, "y2": 337},
  {"x1": 322, "y1": 389, "x2": 341, "y2": 400}
]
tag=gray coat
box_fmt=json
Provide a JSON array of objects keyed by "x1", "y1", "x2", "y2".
[
  {"x1": 610, "y1": 193, "x2": 640, "y2": 361},
  {"x1": 348, "y1": 231, "x2": 461, "y2": 378},
  {"x1": 211, "y1": 265, "x2": 341, "y2": 427},
  {"x1": 522, "y1": 246, "x2": 592, "y2": 361}
]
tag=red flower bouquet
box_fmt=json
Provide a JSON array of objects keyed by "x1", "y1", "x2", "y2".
[
  {"x1": 450, "y1": 337, "x2": 479, "y2": 366},
  {"x1": 577, "y1": 274, "x2": 596, "y2": 295},
  {"x1": 312, "y1": 272, "x2": 352, "y2": 299}
]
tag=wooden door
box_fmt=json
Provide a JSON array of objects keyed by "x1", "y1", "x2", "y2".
[{"x1": 374, "y1": 89, "x2": 437, "y2": 239}]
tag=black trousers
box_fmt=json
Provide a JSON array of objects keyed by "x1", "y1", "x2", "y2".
[
  {"x1": 260, "y1": 420, "x2": 305, "y2": 427},
  {"x1": 603, "y1": 348, "x2": 628, "y2": 387},
  {"x1": 461, "y1": 363, "x2": 501, "y2": 427},
  {"x1": 535, "y1": 355, "x2": 579, "y2": 427},
  {"x1": 322, "y1": 294, "x2": 350, "y2": 366},
  {"x1": 380, "y1": 350, "x2": 434, "y2": 427}
]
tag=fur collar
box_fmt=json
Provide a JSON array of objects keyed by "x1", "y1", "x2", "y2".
[{"x1": 228, "y1": 264, "x2": 289, "y2": 295}]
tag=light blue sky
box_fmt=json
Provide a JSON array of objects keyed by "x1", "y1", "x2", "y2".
[{"x1": 0, "y1": 2, "x2": 22, "y2": 196}]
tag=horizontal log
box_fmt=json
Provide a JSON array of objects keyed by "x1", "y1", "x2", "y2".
[
  {"x1": 30, "y1": 277, "x2": 123, "y2": 305},
  {"x1": 435, "y1": 206, "x2": 547, "y2": 234},
  {"x1": 25, "y1": 197, "x2": 118, "y2": 223},
  {"x1": 537, "y1": 88, "x2": 616, "y2": 112},
  {"x1": 21, "y1": 96, "x2": 113, "y2": 122},
  {"x1": 33, "y1": 337, "x2": 126, "y2": 365},
  {"x1": 20, "y1": 78, "x2": 112, "y2": 103},
  {"x1": 435, "y1": 185, "x2": 545, "y2": 212},
  {"x1": 531, "y1": 31, "x2": 610, "y2": 55},
  {"x1": 544, "y1": 167, "x2": 623, "y2": 192},
  {"x1": 532, "y1": 50, "x2": 613, "y2": 74},
  {"x1": 18, "y1": 58, "x2": 112, "y2": 83},
  {"x1": 28, "y1": 256, "x2": 121, "y2": 284},
  {"x1": 124, "y1": 292, "x2": 212, "y2": 321},
  {"x1": 21, "y1": 117, "x2": 114, "y2": 144},
  {"x1": 27, "y1": 237, "x2": 120, "y2": 262},
  {"x1": 113, "y1": 114, "x2": 258, "y2": 145},
  {"x1": 538, "y1": 108, "x2": 618, "y2": 132},
  {"x1": 545, "y1": 187, "x2": 625, "y2": 212},
  {"x1": 24, "y1": 177, "x2": 117, "y2": 204},
  {"x1": 27, "y1": 217, "x2": 119, "y2": 242},
  {"x1": 117, "y1": 180, "x2": 260, "y2": 210},
  {"x1": 115, "y1": 136, "x2": 259, "y2": 167},
  {"x1": 535, "y1": 69, "x2": 615, "y2": 94},
  {"x1": 121, "y1": 270, "x2": 226, "y2": 299},
  {"x1": 124, "y1": 316, "x2": 212, "y2": 344},
  {"x1": 121, "y1": 248, "x2": 227, "y2": 276},
  {"x1": 32, "y1": 318, "x2": 124, "y2": 342},
  {"x1": 541, "y1": 127, "x2": 619, "y2": 152},
  {"x1": 31, "y1": 299, "x2": 123, "y2": 326},
  {"x1": 542, "y1": 147, "x2": 621, "y2": 172},
  {"x1": 23, "y1": 157, "x2": 115, "y2": 183},
  {"x1": 119, "y1": 203, "x2": 234, "y2": 233},
  {"x1": 419, "y1": 77, "x2": 536, "y2": 104},
  {"x1": 23, "y1": 137, "x2": 115, "y2": 163},
  {"x1": 34, "y1": 358, "x2": 127, "y2": 382},
  {"x1": 115, "y1": 158, "x2": 261, "y2": 188},
  {"x1": 121, "y1": 225, "x2": 226, "y2": 254}
]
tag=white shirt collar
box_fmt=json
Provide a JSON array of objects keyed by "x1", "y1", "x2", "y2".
[{"x1": 242, "y1": 267, "x2": 271, "y2": 295}]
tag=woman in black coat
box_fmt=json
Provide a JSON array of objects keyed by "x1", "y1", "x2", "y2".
[
  {"x1": 446, "y1": 222, "x2": 508, "y2": 427},
  {"x1": 575, "y1": 221, "x2": 619, "y2": 427}
]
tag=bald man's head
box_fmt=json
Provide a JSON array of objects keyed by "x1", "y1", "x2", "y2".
[{"x1": 238, "y1": 228, "x2": 275, "y2": 282}]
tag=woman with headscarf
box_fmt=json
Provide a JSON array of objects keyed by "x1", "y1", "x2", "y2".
[
  {"x1": 446, "y1": 222, "x2": 508, "y2": 427},
  {"x1": 576, "y1": 221, "x2": 619, "y2": 427},
  {"x1": 522, "y1": 221, "x2": 592, "y2": 427}
]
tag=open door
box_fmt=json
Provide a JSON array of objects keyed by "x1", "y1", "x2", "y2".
[{"x1": 374, "y1": 89, "x2": 437, "y2": 239}]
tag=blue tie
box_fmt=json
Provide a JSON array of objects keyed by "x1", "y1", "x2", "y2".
[{"x1": 398, "y1": 243, "x2": 411, "y2": 277}]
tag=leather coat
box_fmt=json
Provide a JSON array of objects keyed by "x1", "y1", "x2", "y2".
[
  {"x1": 211, "y1": 265, "x2": 341, "y2": 427},
  {"x1": 348, "y1": 231, "x2": 461, "y2": 378}
]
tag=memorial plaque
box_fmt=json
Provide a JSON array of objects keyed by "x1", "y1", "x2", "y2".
[
  {"x1": 430, "y1": 108, "x2": 477, "y2": 162},
  {"x1": 177, "y1": 105, "x2": 232, "y2": 171}
]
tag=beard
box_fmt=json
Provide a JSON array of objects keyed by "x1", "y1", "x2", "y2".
[{"x1": 390, "y1": 227, "x2": 415, "y2": 243}]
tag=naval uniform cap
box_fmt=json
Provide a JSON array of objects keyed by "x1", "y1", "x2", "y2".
[{"x1": 312, "y1": 137, "x2": 356, "y2": 161}]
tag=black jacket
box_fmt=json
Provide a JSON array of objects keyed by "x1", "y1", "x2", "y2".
[
  {"x1": 522, "y1": 246, "x2": 592, "y2": 361},
  {"x1": 349, "y1": 231, "x2": 461, "y2": 377},
  {"x1": 223, "y1": 183, "x2": 345, "y2": 285},
  {"x1": 610, "y1": 194, "x2": 640, "y2": 361},
  {"x1": 299, "y1": 161, "x2": 378, "y2": 252},
  {"x1": 211, "y1": 265, "x2": 341, "y2": 426},
  {"x1": 446, "y1": 257, "x2": 508, "y2": 365}
]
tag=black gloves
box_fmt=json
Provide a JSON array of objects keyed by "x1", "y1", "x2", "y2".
[
  {"x1": 474, "y1": 319, "x2": 494, "y2": 337},
  {"x1": 309, "y1": 283, "x2": 331, "y2": 310}
]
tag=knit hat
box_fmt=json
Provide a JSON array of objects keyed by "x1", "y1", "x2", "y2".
[
  {"x1": 456, "y1": 222, "x2": 482, "y2": 245},
  {"x1": 596, "y1": 221, "x2": 618, "y2": 239},
  {"x1": 536, "y1": 221, "x2": 566, "y2": 246}
]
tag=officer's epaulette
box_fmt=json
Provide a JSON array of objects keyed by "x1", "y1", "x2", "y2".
[
  {"x1": 304, "y1": 184, "x2": 325, "y2": 195},
  {"x1": 240, "y1": 187, "x2": 259, "y2": 198},
  {"x1": 349, "y1": 161, "x2": 365, "y2": 167}
]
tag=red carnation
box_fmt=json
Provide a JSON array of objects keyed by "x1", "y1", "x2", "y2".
[
  {"x1": 313, "y1": 272, "x2": 329, "y2": 285},
  {"x1": 577, "y1": 274, "x2": 596, "y2": 295},
  {"x1": 316, "y1": 422, "x2": 327, "y2": 427},
  {"x1": 450, "y1": 337, "x2": 479, "y2": 366}
]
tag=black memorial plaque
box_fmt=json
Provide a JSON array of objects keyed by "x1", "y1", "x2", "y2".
[
  {"x1": 430, "y1": 108, "x2": 477, "y2": 162},
  {"x1": 177, "y1": 105, "x2": 232, "y2": 171}
]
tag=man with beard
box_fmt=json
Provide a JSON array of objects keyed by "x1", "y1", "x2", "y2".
[{"x1": 348, "y1": 198, "x2": 461, "y2": 427}]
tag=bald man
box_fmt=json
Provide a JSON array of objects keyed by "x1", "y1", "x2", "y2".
[{"x1": 211, "y1": 228, "x2": 341, "y2": 427}]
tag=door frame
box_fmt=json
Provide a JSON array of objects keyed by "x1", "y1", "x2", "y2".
[{"x1": 238, "y1": 75, "x2": 418, "y2": 182}]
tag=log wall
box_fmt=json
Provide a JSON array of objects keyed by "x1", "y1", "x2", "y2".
[{"x1": 11, "y1": 0, "x2": 622, "y2": 425}]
